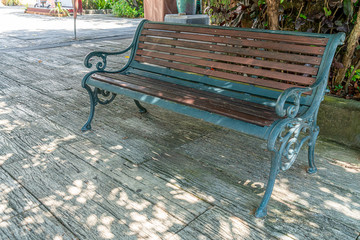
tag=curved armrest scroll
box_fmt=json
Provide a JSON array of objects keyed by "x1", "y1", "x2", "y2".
[
  {"x1": 275, "y1": 86, "x2": 314, "y2": 118},
  {"x1": 84, "y1": 44, "x2": 133, "y2": 71}
]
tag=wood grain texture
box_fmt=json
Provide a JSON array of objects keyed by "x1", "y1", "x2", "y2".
[
  {"x1": 134, "y1": 55, "x2": 304, "y2": 91},
  {"x1": 0, "y1": 168, "x2": 40, "y2": 222},
  {"x1": 138, "y1": 43, "x2": 319, "y2": 75},
  {"x1": 138, "y1": 37, "x2": 322, "y2": 65},
  {"x1": 143, "y1": 23, "x2": 329, "y2": 46},
  {"x1": 0, "y1": 206, "x2": 77, "y2": 240},
  {"x1": 174, "y1": 207, "x2": 279, "y2": 240},
  {"x1": 136, "y1": 49, "x2": 316, "y2": 85},
  {"x1": 174, "y1": 130, "x2": 360, "y2": 223},
  {"x1": 140, "y1": 30, "x2": 326, "y2": 55},
  {"x1": 0, "y1": 135, "x2": 30, "y2": 166},
  {"x1": 2, "y1": 145, "x2": 209, "y2": 239},
  {"x1": 63, "y1": 139, "x2": 212, "y2": 224},
  {"x1": 142, "y1": 145, "x2": 359, "y2": 240},
  {"x1": 92, "y1": 73, "x2": 279, "y2": 126}
]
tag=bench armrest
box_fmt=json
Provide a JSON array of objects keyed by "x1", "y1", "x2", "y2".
[
  {"x1": 84, "y1": 44, "x2": 133, "y2": 71},
  {"x1": 275, "y1": 85, "x2": 318, "y2": 118}
]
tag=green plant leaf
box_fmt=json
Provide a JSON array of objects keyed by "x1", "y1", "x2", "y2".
[
  {"x1": 323, "y1": 7, "x2": 332, "y2": 17},
  {"x1": 343, "y1": 0, "x2": 354, "y2": 18},
  {"x1": 258, "y1": 0, "x2": 265, "y2": 6},
  {"x1": 299, "y1": 13, "x2": 307, "y2": 19}
]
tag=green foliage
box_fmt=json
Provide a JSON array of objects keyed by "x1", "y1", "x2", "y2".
[
  {"x1": 323, "y1": 7, "x2": 332, "y2": 17},
  {"x1": 82, "y1": 0, "x2": 111, "y2": 9},
  {"x1": 299, "y1": 13, "x2": 307, "y2": 19},
  {"x1": 50, "y1": 2, "x2": 70, "y2": 16},
  {"x1": 111, "y1": 0, "x2": 144, "y2": 18},
  {"x1": 346, "y1": 66, "x2": 360, "y2": 82},
  {"x1": 334, "y1": 84, "x2": 343, "y2": 92},
  {"x1": 82, "y1": 0, "x2": 98, "y2": 9},
  {"x1": 1, "y1": 0, "x2": 20, "y2": 6},
  {"x1": 205, "y1": 0, "x2": 263, "y2": 27},
  {"x1": 257, "y1": 0, "x2": 265, "y2": 6},
  {"x1": 343, "y1": 0, "x2": 354, "y2": 18},
  {"x1": 94, "y1": 0, "x2": 111, "y2": 9}
]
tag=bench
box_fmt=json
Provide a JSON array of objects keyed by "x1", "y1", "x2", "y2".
[{"x1": 81, "y1": 20, "x2": 345, "y2": 217}]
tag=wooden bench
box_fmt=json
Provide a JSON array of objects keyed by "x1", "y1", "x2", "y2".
[{"x1": 81, "y1": 20, "x2": 345, "y2": 217}]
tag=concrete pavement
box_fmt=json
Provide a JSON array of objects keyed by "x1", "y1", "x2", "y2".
[{"x1": 0, "y1": 6, "x2": 142, "y2": 52}]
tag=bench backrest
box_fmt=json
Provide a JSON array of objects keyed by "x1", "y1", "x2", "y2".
[{"x1": 127, "y1": 21, "x2": 343, "y2": 107}]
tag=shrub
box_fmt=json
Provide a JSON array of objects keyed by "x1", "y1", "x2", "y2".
[
  {"x1": 94, "y1": 0, "x2": 111, "y2": 9},
  {"x1": 82, "y1": 0, "x2": 98, "y2": 9},
  {"x1": 1, "y1": 0, "x2": 20, "y2": 6},
  {"x1": 111, "y1": 0, "x2": 144, "y2": 18},
  {"x1": 82, "y1": 0, "x2": 111, "y2": 10}
]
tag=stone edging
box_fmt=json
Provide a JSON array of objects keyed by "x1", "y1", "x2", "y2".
[{"x1": 318, "y1": 95, "x2": 360, "y2": 149}]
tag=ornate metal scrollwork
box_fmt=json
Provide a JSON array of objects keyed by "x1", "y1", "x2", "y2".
[
  {"x1": 84, "y1": 52, "x2": 107, "y2": 71},
  {"x1": 94, "y1": 88, "x2": 116, "y2": 105},
  {"x1": 276, "y1": 87, "x2": 312, "y2": 118},
  {"x1": 83, "y1": 44, "x2": 134, "y2": 72},
  {"x1": 256, "y1": 116, "x2": 316, "y2": 218},
  {"x1": 276, "y1": 120, "x2": 313, "y2": 171}
]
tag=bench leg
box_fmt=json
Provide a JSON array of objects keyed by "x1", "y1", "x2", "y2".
[
  {"x1": 255, "y1": 151, "x2": 280, "y2": 218},
  {"x1": 307, "y1": 126, "x2": 319, "y2": 174},
  {"x1": 81, "y1": 84, "x2": 96, "y2": 131},
  {"x1": 81, "y1": 85, "x2": 117, "y2": 131},
  {"x1": 134, "y1": 99, "x2": 147, "y2": 113}
]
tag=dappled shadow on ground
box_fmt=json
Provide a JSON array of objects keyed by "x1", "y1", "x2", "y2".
[{"x1": 1, "y1": 84, "x2": 359, "y2": 239}]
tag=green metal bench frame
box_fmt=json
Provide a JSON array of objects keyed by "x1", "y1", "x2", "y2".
[{"x1": 81, "y1": 20, "x2": 345, "y2": 217}]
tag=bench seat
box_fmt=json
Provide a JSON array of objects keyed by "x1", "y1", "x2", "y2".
[{"x1": 92, "y1": 72, "x2": 280, "y2": 126}]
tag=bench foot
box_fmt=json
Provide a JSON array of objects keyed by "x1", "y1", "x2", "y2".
[
  {"x1": 255, "y1": 152, "x2": 280, "y2": 218},
  {"x1": 81, "y1": 124, "x2": 92, "y2": 132},
  {"x1": 134, "y1": 99, "x2": 147, "y2": 113},
  {"x1": 307, "y1": 167, "x2": 317, "y2": 174},
  {"x1": 255, "y1": 207, "x2": 267, "y2": 218}
]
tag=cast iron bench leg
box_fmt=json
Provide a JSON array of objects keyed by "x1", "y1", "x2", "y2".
[
  {"x1": 307, "y1": 126, "x2": 319, "y2": 174},
  {"x1": 255, "y1": 151, "x2": 281, "y2": 218},
  {"x1": 134, "y1": 99, "x2": 147, "y2": 113},
  {"x1": 81, "y1": 84, "x2": 96, "y2": 131}
]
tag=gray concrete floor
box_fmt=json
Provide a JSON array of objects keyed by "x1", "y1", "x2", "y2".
[{"x1": 1, "y1": 6, "x2": 360, "y2": 240}]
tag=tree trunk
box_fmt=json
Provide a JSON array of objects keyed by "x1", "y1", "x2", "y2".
[
  {"x1": 266, "y1": 0, "x2": 280, "y2": 30},
  {"x1": 334, "y1": 7, "x2": 360, "y2": 89}
]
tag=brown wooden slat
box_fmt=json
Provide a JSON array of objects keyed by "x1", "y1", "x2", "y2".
[
  {"x1": 134, "y1": 55, "x2": 307, "y2": 91},
  {"x1": 100, "y1": 72, "x2": 277, "y2": 119},
  {"x1": 140, "y1": 31, "x2": 325, "y2": 55},
  {"x1": 138, "y1": 36, "x2": 322, "y2": 65},
  {"x1": 92, "y1": 73, "x2": 278, "y2": 126},
  {"x1": 143, "y1": 23, "x2": 329, "y2": 46},
  {"x1": 136, "y1": 49, "x2": 315, "y2": 85},
  {"x1": 138, "y1": 43, "x2": 319, "y2": 75}
]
